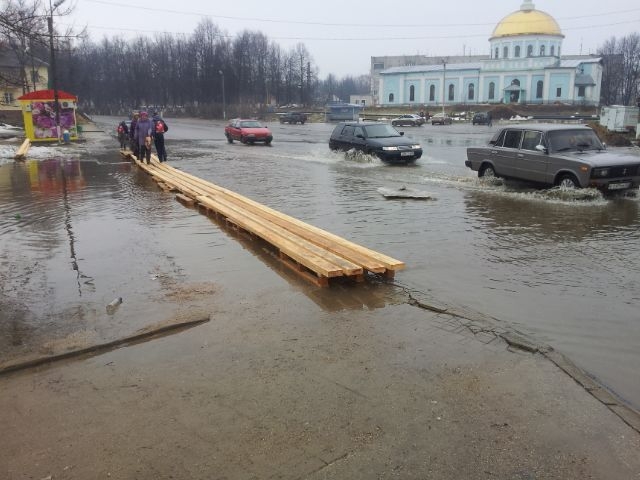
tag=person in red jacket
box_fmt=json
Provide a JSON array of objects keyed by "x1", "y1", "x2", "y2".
[{"x1": 151, "y1": 111, "x2": 168, "y2": 162}]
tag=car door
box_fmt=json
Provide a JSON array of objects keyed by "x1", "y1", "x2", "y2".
[
  {"x1": 338, "y1": 125, "x2": 356, "y2": 151},
  {"x1": 229, "y1": 120, "x2": 241, "y2": 140},
  {"x1": 513, "y1": 130, "x2": 549, "y2": 183},
  {"x1": 492, "y1": 129, "x2": 522, "y2": 177},
  {"x1": 352, "y1": 126, "x2": 368, "y2": 151}
]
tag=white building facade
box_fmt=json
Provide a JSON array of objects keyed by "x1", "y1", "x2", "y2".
[{"x1": 374, "y1": 1, "x2": 603, "y2": 107}]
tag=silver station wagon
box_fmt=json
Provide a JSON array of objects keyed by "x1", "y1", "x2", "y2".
[{"x1": 466, "y1": 124, "x2": 640, "y2": 192}]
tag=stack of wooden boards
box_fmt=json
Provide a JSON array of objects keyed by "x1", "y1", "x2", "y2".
[{"x1": 122, "y1": 151, "x2": 405, "y2": 286}]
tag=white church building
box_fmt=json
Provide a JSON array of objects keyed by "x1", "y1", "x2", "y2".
[{"x1": 372, "y1": 1, "x2": 603, "y2": 107}]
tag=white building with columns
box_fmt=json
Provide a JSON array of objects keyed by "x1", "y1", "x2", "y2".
[{"x1": 373, "y1": 1, "x2": 602, "y2": 107}]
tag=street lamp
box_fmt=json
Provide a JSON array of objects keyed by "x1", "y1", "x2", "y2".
[
  {"x1": 48, "y1": 0, "x2": 66, "y2": 142},
  {"x1": 218, "y1": 70, "x2": 226, "y2": 120},
  {"x1": 441, "y1": 58, "x2": 447, "y2": 117}
]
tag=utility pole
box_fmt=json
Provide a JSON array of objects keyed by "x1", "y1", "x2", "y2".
[
  {"x1": 219, "y1": 70, "x2": 226, "y2": 120},
  {"x1": 48, "y1": 0, "x2": 66, "y2": 142}
]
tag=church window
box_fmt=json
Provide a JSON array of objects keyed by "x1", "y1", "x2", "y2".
[
  {"x1": 448, "y1": 84, "x2": 455, "y2": 101},
  {"x1": 550, "y1": 45, "x2": 555, "y2": 56},
  {"x1": 536, "y1": 80, "x2": 543, "y2": 98},
  {"x1": 578, "y1": 86, "x2": 586, "y2": 97},
  {"x1": 489, "y1": 82, "x2": 495, "y2": 100},
  {"x1": 468, "y1": 83, "x2": 475, "y2": 100},
  {"x1": 540, "y1": 45, "x2": 546, "y2": 56},
  {"x1": 429, "y1": 85, "x2": 435, "y2": 101},
  {"x1": 409, "y1": 85, "x2": 415, "y2": 102},
  {"x1": 527, "y1": 45, "x2": 533, "y2": 57},
  {"x1": 503, "y1": 46, "x2": 509, "y2": 59},
  {"x1": 389, "y1": 93, "x2": 394, "y2": 103},
  {"x1": 556, "y1": 87, "x2": 562, "y2": 98},
  {"x1": 515, "y1": 46, "x2": 521, "y2": 58},
  {"x1": 495, "y1": 47, "x2": 499, "y2": 59}
]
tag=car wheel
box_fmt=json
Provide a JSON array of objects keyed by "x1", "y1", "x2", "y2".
[
  {"x1": 479, "y1": 164, "x2": 497, "y2": 178},
  {"x1": 240, "y1": 136, "x2": 247, "y2": 144},
  {"x1": 265, "y1": 139, "x2": 272, "y2": 145},
  {"x1": 226, "y1": 134, "x2": 233, "y2": 144},
  {"x1": 557, "y1": 174, "x2": 579, "y2": 189}
]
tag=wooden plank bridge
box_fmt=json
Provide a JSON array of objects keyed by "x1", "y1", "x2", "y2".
[{"x1": 122, "y1": 151, "x2": 405, "y2": 287}]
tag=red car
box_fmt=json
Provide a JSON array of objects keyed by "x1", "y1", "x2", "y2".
[{"x1": 224, "y1": 119, "x2": 273, "y2": 145}]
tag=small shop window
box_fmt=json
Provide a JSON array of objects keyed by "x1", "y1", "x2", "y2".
[{"x1": 578, "y1": 86, "x2": 586, "y2": 97}]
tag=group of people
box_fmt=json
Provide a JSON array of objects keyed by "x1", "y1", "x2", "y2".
[{"x1": 117, "y1": 110, "x2": 169, "y2": 164}]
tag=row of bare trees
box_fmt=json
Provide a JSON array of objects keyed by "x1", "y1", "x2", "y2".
[{"x1": 1, "y1": 1, "x2": 369, "y2": 116}]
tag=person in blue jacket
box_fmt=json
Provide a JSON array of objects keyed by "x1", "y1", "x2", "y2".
[{"x1": 134, "y1": 111, "x2": 154, "y2": 164}]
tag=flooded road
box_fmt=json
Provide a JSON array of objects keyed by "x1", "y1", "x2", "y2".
[{"x1": 1, "y1": 117, "x2": 639, "y2": 410}]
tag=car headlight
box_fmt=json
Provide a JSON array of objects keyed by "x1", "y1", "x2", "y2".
[
  {"x1": 593, "y1": 168, "x2": 609, "y2": 177},
  {"x1": 382, "y1": 146, "x2": 399, "y2": 151},
  {"x1": 411, "y1": 144, "x2": 421, "y2": 149}
]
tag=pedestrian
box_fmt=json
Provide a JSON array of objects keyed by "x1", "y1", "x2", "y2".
[
  {"x1": 129, "y1": 112, "x2": 140, "y2": 158},
  {"x1": 151, "y1": 111, "x2": 168, "y2": 162},
  {"x1": 117, "y1": 120, "x2": 129, "y2": 150},
  {"x1": 134, "y1": 111, "x2": 154, "y2": 164},
  {"x1": 487, "y1": 112, "x2": 493, "y2": 127}
]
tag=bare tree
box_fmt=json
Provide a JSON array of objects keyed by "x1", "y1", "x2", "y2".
[{"x1": 598, "y1": 34, "x2": 640, "y2": 106}]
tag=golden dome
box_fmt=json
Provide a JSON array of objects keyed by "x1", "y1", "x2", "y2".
[{"x1": 491, "y1": 1, "x2": 563, "y2": 39}]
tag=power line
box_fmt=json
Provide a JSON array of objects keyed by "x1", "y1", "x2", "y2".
[
  {"x1": 60, "y1": 18, "x2": 640, "y2": 41},
  {"x1": 83, "y1": 0, "x2": 640, "y2": 29}
]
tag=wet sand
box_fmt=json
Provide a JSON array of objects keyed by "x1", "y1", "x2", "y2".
[{"x1": 1, "y1": 128, "x2": 639, "y2": 479}]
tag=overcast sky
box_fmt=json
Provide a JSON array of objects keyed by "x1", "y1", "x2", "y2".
[{"x1": 61, "y1": 0, "x2": 640, "y2": 78}]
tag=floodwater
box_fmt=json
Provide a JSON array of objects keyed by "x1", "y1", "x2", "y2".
[{"x1": 1, "y1": 117, "x2": 639, "y2": 411}]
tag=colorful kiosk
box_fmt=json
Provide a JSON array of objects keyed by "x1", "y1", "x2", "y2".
[{"x1": 17, "y1": 89, "x2": 79, "y2": 142}]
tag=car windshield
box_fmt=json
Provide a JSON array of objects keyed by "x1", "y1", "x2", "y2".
[
  {"x1": 547, "y1": 129, "x2": 604, "y2": 152},
  {"x1": 240, "y1": 121, "x2": 262, "y2": 128},
  {"x1": 362, "y1": 124, "x2": 401, "y2": 138}
]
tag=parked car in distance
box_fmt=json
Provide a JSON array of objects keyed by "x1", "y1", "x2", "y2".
[
  {"x1": 465, "y1": 124, "x2": 640, "y2": 192},
  {"x1": 391, "y1": 114, "x2": 425, "y2": 127},
  {"x1": 431, "y1": 113, "x2": 452, "y2": 125},
  {"x1": 225, "y1": 119, "x2": 273, "y2": 145},
  {"x1": 472, "y1": 112, "x2": 492, "y2": 125},
  {"x1": 329, "y1": 122, "x2": 422, "y2": 164},
  {"x1": 279, "y1": 112, "x2": 307, "y2": 124}
]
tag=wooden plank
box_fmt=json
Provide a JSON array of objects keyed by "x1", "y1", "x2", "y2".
[
  {"x1": 147, "y1": 161, "x2": 405, "y2": 281},
  {"x1": 195, "y1": 195, "x2": 349, "y2": 278},
  {"x1": 14, "y1": 138, "x2": 30, "y2": 160},
  {"x1": 175, "y1": 193, "x2": 195, "y2": 207},
  {"x1": 197, "y1": 194, "x2": 363, "y2": 275},
  {"x1": 153, "y1": 163, "x2": 400, "y2": 272}
]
